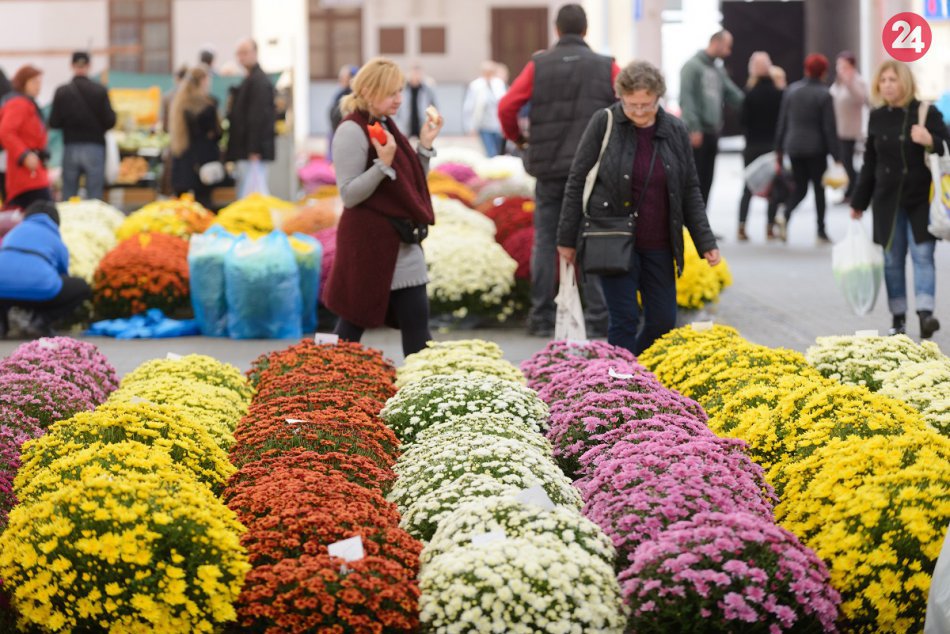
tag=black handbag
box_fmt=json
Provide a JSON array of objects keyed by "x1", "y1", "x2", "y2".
[
  {"x1": 579, "y1": 109, "x2": 658, "y2": 276},
  {"x1": 387, "y1": 217, "x2": 429, "y2": 244}
]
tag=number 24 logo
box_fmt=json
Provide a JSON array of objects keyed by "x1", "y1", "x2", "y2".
[{"x1": 892, "y1": 20, "x2": 925, "y2": 53}]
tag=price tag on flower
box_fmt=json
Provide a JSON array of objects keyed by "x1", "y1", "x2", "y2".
[
  {"x1": 128, "y1": 395, "x2": 155, "y2": 406},
  {"x1": 314, "y1": 333, "x2": 340, "y2": 345},
  {"x1": 855, "y1": 329, "x2": 880, "y2": 338},
  {"x1": 515, "y1": 485, "x2": 556, "y2": 511},
  {"x1": 166, "y1": 352, "x2": 183, "y2": 360},
  {"x1": 285, "y1": 418, "x2": 308, "y2": 424},
  {"x1": 691, "y1": 320, "x2": 714, "y2": 332},
  {"x1": 470, "y1": 529, "x2": 507, "y2": 547},
  {"x1": 608, "y1": 367, "x2": 635, "y2": 380},
  {"x1": 328, "y1": 535, "x2": 365, "y2": 562},
  {"x1": 37, "y1": 339, "x2": 58, "y2": 350}
]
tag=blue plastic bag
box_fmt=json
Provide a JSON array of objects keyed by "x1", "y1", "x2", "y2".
[
  {"x1": 87, "y1": 309, "x2": 200, "y2": 339},
  {"x1": 224, "y1": 231, "x2": 302, "y2": 339},
  {"x1": 188, "y1": 226, "x2": 237, "y2": 337},
  {"x1": 290, "y1": 233, "x2": 322, "y2": 333}
]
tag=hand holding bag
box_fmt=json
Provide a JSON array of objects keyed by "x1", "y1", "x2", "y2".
[{"x1": 579, "y1": 109, "x2": 658, "y2": 276}]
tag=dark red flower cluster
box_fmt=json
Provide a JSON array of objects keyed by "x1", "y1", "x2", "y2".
[
  {"x1": 227, "y1": 341, "x2": 419, "y2": 633},
  {"x1": 479, "y1": 196, "x2": 535, "y2": 243}
]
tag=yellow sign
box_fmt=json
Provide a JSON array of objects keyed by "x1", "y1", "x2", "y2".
[{"x1": 108, "y1": 86, "x2": 161, "y2": 128}]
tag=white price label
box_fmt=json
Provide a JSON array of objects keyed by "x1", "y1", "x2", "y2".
[
  {"x1": 515, "y1": 485, "x2": 556, "y2": 511},
  {"x1": 37, "y1": 339, "x2": 58, "y2": 350},
  {"x1": 608, "y1": 367, "x2": 635, "y2": 380},
  {"x1": 328, "y1": 536, "x2": 365, "y2": 562},
  {"x1": 470, "y1": 530, "x2": 507, "y2": 547},
  {"x1": 855, "y1": 330, "x2": 880, "y2": 338},
  {"x1": 314, "y1": 333, "x2": 340, "y2": 345},
  {"x1": 166, "y1": 352, "x2": 183, "y2": 361},
  {"x1": 128, "y1": 396, "x2": 154, "y2": 406},
  {"x1": 691, "y1": 321, "x2": 714, "y2": 332},
  {"x1": 285, "y1": 418, "x2": 308, "y2": 424}
]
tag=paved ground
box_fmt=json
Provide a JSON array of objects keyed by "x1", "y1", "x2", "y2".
[{"x1": 1, "y1": 151, "x2": 946, "y2": 375}]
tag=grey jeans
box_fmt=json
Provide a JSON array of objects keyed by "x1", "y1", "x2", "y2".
[
  {"x1": 62, "y1": 143, "x2": 107, "y2": 201},
  {"x1": 531, "y1": 177, "x2": 608, "y2": 329}
]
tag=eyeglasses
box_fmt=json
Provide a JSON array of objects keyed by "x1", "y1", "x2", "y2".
[{"x1": 622, "y1": 100, "x2": 659, "y2": 113}]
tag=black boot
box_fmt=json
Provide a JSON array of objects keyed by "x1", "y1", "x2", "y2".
[
  {"x1": 888, "y1": 314, "x2": 906, "y2": 336},
  {"x1": 919, "y1": 311, "x2": 941, "y2": 339}
]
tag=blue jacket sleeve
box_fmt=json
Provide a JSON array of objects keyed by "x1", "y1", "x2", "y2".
[{"x1": 56, "y1": 235, "x2": 70, "y2": 275}]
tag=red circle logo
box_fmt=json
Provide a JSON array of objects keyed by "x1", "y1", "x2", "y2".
[{"x1": 883, "y1": 12, "x2": 932, "y2": 62}]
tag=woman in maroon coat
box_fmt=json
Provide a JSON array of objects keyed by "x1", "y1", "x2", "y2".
[
  {"x1": 0, "y1": 65, "x2": 51, "y2": 209},
  {"x1": 324, "y1": 58, "x2": 443, "y2": 356}
]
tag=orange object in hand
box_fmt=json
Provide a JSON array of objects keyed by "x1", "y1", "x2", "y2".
[{"x1": 368, "y1": 122, "x2": 387, "y2": 145}]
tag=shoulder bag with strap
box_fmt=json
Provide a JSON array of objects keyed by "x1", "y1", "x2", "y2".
[{"x1": 579, "y1": 108, "x2": 658, "y2": 276}]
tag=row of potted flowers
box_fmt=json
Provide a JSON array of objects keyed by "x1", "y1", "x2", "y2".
[
  {"x1": 521, "y1": 339, "x2": 841, "y2": 632},
  {"x1": 639, "y1": 324, "x2": 950, "y2": 632},
  {"x1": 381, "y1": 339, "x2": 628, "y2": 631},
  {"x1": 0, "y1": 349, "x2": 253, "y2": 632},
  {"x1": 224, "y1": 339, "x2": 423, "y2": 632}
]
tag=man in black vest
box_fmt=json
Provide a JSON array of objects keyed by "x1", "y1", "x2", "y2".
[
  {"x1": 49, "y1": 51, "x2": 117, "y2": 201},
  {"x1": 226, "y1": 39, "x2": 276, "y2": 196},
  {"x1": 499, "y1": 4, "x2": 617, "y2": 338}
]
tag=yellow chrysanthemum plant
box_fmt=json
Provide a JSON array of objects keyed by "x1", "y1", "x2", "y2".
[
  {"x1": 0, "y1": 458, "x2": 250, "y2": 633},
  {"x1": 677, "y1": 229, "x2": 733, "y2": 310},
  {"x1": 641, "y1": 324, "x2": 950, "y2": 632},
  {"x1": 806, "y1": 334, "x2": 950, "y2": 437},
  {"x1": 120, "y1": 354, "x2": 253, "y2": 402}
]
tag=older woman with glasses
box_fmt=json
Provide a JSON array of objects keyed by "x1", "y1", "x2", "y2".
[{"x1": 558, "y1": 60, "x2": 720, "y2": 355}]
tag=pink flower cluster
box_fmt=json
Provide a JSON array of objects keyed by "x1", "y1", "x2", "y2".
[
  {"x1": 0, "y1": 426, "x2": 34, "y2": 530},
  {"x1": 0, "y1": 337, "x2": 119, "y2": 404},
  {"x1": 621, "y1": 512, "x2": 840, "y2": 633},
  {"x1": 434, "y1": 163, "x2": 478, "y2": 185},
  {"x1": 522, "y1": 341, "x2": 840, "y2": 632}
]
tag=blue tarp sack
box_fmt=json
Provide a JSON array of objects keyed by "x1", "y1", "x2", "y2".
[
  {"x1": 87, "y1": 308, "x2": 200, "y2": 339},
  {"x1": 188, "y1": 226, "x2": 237, "y2": 337},
  {"x1": 224, "y1": 230, "x2": 302, "y2": 339},
  {"x1": 290, "y1": 232, "x2": 322, "y2": 333}
]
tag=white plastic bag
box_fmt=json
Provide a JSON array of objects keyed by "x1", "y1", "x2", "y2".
[
  {"x1": 832, "y1": 219, "x2": 884, "y2": 316},
  {"x1": 928, "y1": 142, "x2": 950, "y2": 240},
  {"x1": 104, "y1": 131, "x2": 120, "y2": 186},
  {"x1": 822, "y1": 161, "x2": 849, "y2": 190},
  {"x1": 555, "y1": 258, "x2": 587, "y2": 342},
  {"x1": 239, "y1": 159, "x2": 270, "y2": 198},
  {"x1": 925, "y1": 523, "x2": 950, "y2": 634},
  {"x1": 744, "y1": 151, "x2": 777, "y2": 197}
]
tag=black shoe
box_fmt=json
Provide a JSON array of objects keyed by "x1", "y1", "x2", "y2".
[
  {"x1": 817, "y1": 230, "x2": 831, "y2": 245},
  {"x1": 888, "y1": 314, "x2": 906, "y2": 336},
  {"x1": 527, "y1": 323, "x2": 554, "y2": 338},
  {"x1": 920, "y1": 311, "x2": 941, "y2": 339}
]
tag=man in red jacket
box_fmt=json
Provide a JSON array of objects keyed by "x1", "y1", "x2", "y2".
[
  {"x1": 498, "y1": 4, "x2": 619, "y2": 338},
  {"x1": 0, "y1": 65, "x2": 51, "y2": 209}
]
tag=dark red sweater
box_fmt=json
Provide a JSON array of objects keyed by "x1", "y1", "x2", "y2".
[{"x1": 632, "y1": 124, "x2": 671, "y2": 250}]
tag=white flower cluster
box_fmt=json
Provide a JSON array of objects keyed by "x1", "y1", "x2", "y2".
[
  {"x1": 385, "y1": 339, "x2": 626, "y2": 632},
  {"x1": 419, "y1": 533, "x2": 626, "y2": 633},
  {"x1": 396, "y1": 340, "x2": 525, "y2": 388},
  {"x1": 380, "y1": 374, "x2": 548, "y2": 443},
  {"x1": 807, "y1": 334, "x2": 949, "y2": 436},
  {"x1": 425, "y1": 196, "x2": 516, "y2": 322},
  {"x1": 430, "y1": 147, "x2": 486, "y2": 170},
  {"x1": 58, "y1": 199, "x2": 125, "y2": 283}
]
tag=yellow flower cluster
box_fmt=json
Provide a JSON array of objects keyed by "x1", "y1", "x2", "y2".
[
  {"x1": 641, "y1": 325, "x2": 950, "y2": 632},
  {"x1": 428, "y1": 173, "x2": 477, "y2": 206},
  {"x1": 116, "y1": 196, "x2": 215, "y2": 241},
  {"x1": 0, "y1": 353, "x2": 254, "y2": 632},
  {"x1": 213, "y1": 193, "x2": 298, "y2": 238},
  {"x1": 806, "y1": 334, "x2": 950, "y2": 437},
  {"x1": 677, "y1": 230, "x2": 733, "y2": 310}
]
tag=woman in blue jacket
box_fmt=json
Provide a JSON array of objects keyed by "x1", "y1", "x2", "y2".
[{"x1": 0, "y1": 200, "x2": 90, "y2": 338}]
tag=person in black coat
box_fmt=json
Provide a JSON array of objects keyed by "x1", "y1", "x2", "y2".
[
  {"x1": 0, "y1": 67, "x2": 10, "y2": 203},
  {"x1": 775, "y1": 53, "x2": 841, "y2": 243},
  {"x1": 851, "y1": 60, "x2": 949, "y2": 339},
  {"x1": 169, "y1": 66, "x2": 221, "y2": 209},
  {"x1": 226, "y1": 39, "x2": 275, "y2": 195},
  {"x1": 48, "y1": 51, "x2": 117, "y2": 201},
  {"x1": 738, "y1": 52, "x2": 783, "y2": 241}
]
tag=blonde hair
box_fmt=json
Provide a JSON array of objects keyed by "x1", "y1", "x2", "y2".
[
  {"x1": 340, "y1": 58, "x2": 405, "y2": 116},
  {"x1": 769, "y1": 65, "x2": 787, "y2": 90},
  {"x1": 746, "y1": 52, "x2": 772, "y2": 88},
  {"x1": 170, "y1": 66, "x2": 213, "y2": 157},
  {"x1": 870, "y1": 59, "x2": 917, "y2": 107}
]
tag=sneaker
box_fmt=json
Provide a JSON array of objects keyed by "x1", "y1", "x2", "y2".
[
  {"x1": 920, "y1": 313, "x2": 941, "y2": 339},
  {"x1": 737, "y1": 223, "x2": 749, "y2": 242},
  {"x1": 888, "y1": 314, "x2": 906, "y2": 336},
  {"x1": 775, "y1": 213, "x2": 788, "y2": 242}
]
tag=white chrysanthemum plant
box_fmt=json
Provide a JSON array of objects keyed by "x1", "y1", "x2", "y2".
[{"x1": 396, "y1": 340, "x2": 525, "y2": 388}]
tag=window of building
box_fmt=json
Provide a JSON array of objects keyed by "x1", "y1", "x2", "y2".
[
  {"x1": 309, "y1": 1, "x2": 364, "y2": 80},
  {"x1": 109, "y1": 0, "x2": 172, "y2": 73},
  {"x1": 379, "y1": 27, "x2": 406, "y2": 55},
  {"x1": 419, "y1": 26, "x2": 446, "y2": 54}
]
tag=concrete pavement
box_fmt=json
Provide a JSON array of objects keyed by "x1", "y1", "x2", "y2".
[{"x1": 0, "y1": 152, "x2": 946, "y2": 375}]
